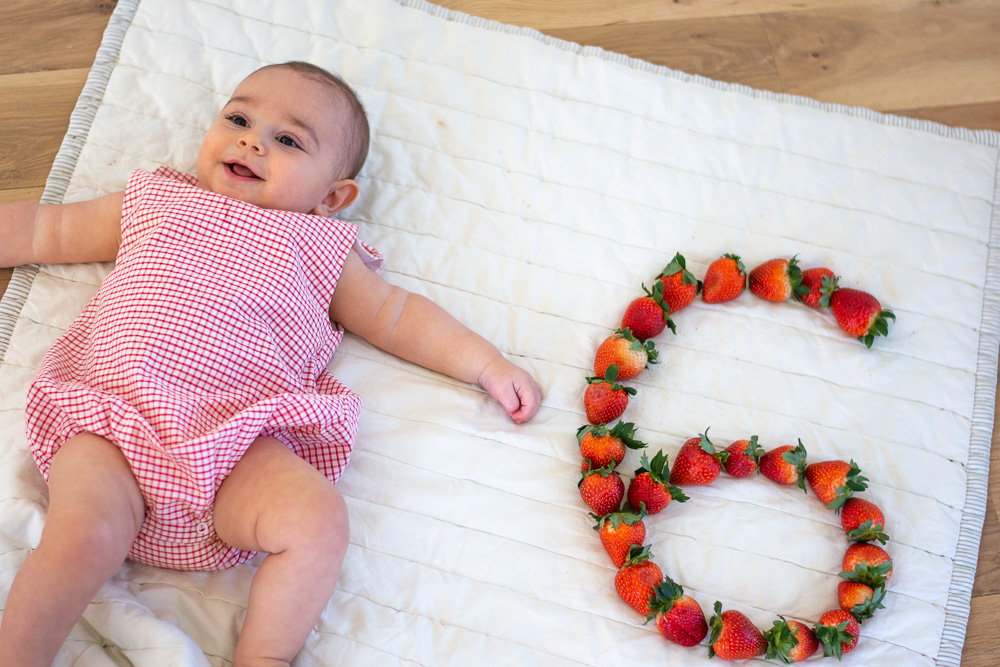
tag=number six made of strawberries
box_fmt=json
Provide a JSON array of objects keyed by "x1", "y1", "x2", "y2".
[{"x1": 577, "y1": 253, "x2": 895, "y2": 662}]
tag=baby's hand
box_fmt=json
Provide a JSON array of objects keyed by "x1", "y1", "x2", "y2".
[{"x1": 478, "y1": 355, "x2": 542, "y2": 424}]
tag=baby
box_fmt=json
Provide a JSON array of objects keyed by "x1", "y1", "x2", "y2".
[{"x1": 0, "y1": 61, "x2": 542, "y2": 666}]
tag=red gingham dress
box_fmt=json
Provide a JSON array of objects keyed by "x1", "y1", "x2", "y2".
[{"x1": 25, "y1": 167, "x2": 383, "y2": 571}]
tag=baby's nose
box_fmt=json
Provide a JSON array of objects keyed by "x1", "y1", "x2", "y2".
[{"x1": 238, "y1": 133, "x2": 264, "y2": 153}]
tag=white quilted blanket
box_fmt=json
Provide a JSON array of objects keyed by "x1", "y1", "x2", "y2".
[{"x1": 2, "y1": 0, "x2": 999, "y2": 665}]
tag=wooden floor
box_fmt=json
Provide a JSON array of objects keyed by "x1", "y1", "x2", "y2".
[{"x1": 1, "y1": 0, "x2": 998, "y2": 662}]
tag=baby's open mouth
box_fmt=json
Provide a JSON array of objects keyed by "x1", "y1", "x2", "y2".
[{"x1": 226, "y1": 162, "x2": 260, "y2": 179}]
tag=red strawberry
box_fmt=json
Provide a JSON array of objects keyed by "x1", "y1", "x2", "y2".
[
  {"x1": 578, "y1": 464, "x2": 625, "y2": 516},
  {"x1": 723, "y1": 436, "x2": 763, "y2": 478},
  {"x1": 614, "y1": 545, "x2": 663, "y2": 616},
  {"x1": 657, "y1": 252, "x2": 701, "y2": 315},
  {"x1": 592, "y1": 508, "x2": 646, "y2": 567},
  {"x1": 805, "y1": 459, "x2": 868, "y2": 510},
  {"x1": 621, "y1": 282, "x2": 676, "y2": 339},
  {"x1": 702, "y1": 253, "x2": 746, "y2": 304},
  {"x1": 837, "y1": 580, "x2": 886, "y2": 622},
  {"x1": 646, "y1": 577, "x2": 709, "y2": 647},
  {"x1": 627, "y1": 450, "x2": 689, "y2": 514},
  {"x1": 764, "y1": 616, "x2": 819, "y2": 663},
  {"x1": 799, "y1": 267, "x2": 837, "y2": 308},
  {"x1": 841, "y1": 542, "x2": 893, "y2": 588},
  {"x1": 594, "y1": 328, "x2": 658, "y2": 381},
  {"x1": 758, "y1": 441, "x2": 808, "y2": 491},
  {"x1": 669, "y1": 431, "x2": 728, "y2": 486},
  {"x1": 748, "y1": 256, "x2": 808, "y2": 302},
  {"x1": 578, "y1": 421, "x2": 647, "y2": 471},
  {"x1": 708, "y1": 601, "x2": 767, "y2": 659},
  {"x1": 829, "y1": 287, "x2": 896, "y2": 348},
  {"x1": 814, "y1": 609, "x2": 860, "y2": 659},
  {"x1": 584, "y1": 364, "x2": 636, "y2": 425},
  {"x1": 840, "y1": 497, "x2": 889, "y2": 544}
]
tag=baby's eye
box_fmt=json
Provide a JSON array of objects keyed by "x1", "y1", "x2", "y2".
[
  {"x1": 225, "y1": 113, "x2": 249, "y2": 127},
  {"x1": 277, "y1": 135, "x2": 299, "y2": 148}
]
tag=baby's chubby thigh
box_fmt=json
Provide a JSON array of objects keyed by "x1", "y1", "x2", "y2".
[{"x1": 213, "y1": 435, "x2": 349, "y2": 561}]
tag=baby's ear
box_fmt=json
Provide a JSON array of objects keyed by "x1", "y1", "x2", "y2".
[{"x1": 313, "y1": 179, "x2": 359, "y2": 217}]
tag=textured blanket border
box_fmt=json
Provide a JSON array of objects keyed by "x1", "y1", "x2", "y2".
[
  {"x1": 0, "y1": 0, "x2": 140, "y2": 357},
  {"x1": 1, "y1": 1, "x2": 998, "y2": 663}
]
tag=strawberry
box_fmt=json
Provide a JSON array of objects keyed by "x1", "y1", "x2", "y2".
[
  {"x1": 799, "y1": 267, "x2": 837, "y2": 308},
  {"x1": 829, "y1": 287, "x2": 896, "y2": 348},
  {"x1": 657, "y1": 252, "x2": 701, "y2": 315},
  {"x1": 578, "y1": 464, "x2": 625, "y2": 516},
  {"x1": 758, "y1": 441, "x2": 808, "y2": 491},
  {"x1": 748, "y1": 256, "x2": 809, "y2": 302},
  {"x1": 578, "y1": 421, "x2": 647, "y2": 471},
  {"x1": 584, "y1": 364, "x2": 636, "y2": 425},
  {"x1": 805, "y1": 459, "x2": 868, "y2": 510},
  {"x1": 669, "y1": 431, "x2": 728, "y2": 486},
  {"x1": 592, "y1": 508, "x2": 646, "y2": 567},
  {"x1": 837, "y1": 580, "x2": 886, "y2": 622},
  {"x1": 593, "y1": 328, "x2": 658, "y2": 381},
  {"x1": 723, "y1": 436, "x2": 763, "y2": 477},
  {"x1": 614, "y1": 545, "x2": 663, "y2": 616},
  {"x1": 621, "y1": 282, "x2": 676, "y2": 340},
  {"x1": 646, "y1": 577, "x2": 709, "y2": 647},
  {"x1": 814, "y1": 609, "x2": 860, "y2": 659},
  {"x1": 841, "y1": 542, "x2": 893, "y2": 588},
  {"x1": 840, "y1": 497, "x2": 889, "y2": 544},
  {"x1": 707, "y1": 601, "x2": 767, "y2": 659},
  {"x1": 702, "y1": 253, "x2": 746, "y2": 304},
  {"x1": 627, "y1": 450, "x2": 689, "y2": 514},
  {"x1": 764, "y1": 616, "x2": 819, "y2": 663}
]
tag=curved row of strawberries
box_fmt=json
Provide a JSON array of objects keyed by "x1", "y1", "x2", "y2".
[{"x1": 577, "y1": 252, "x2": 895, "y2": 662}]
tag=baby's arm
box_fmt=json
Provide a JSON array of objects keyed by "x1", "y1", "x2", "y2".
[
  {"x1": 329, "y1": 251, "x2": 542, "y2": 423},
  {"x1": 0, "y1": 192, "x2": 124, "y2": 267}
]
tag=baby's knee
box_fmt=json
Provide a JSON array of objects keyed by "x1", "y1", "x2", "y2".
[{"x1": 283, "y1": 482, "x2": 350, "y2": 562}]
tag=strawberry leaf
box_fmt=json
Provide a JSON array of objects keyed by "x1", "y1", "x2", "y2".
[
  {"x1": 846, "y1": 519, "x2": 889, "y2": 545},
  {"x1": 849, "y1": 584, "x2": 886, "y2": 622},
  {"x1": 814, "y1": 619, "x2": 855, "y2": 660}
]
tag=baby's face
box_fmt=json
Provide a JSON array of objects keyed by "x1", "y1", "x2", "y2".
[{"x1": 196, "y1": 67, "x2": 349, "y2": 214}]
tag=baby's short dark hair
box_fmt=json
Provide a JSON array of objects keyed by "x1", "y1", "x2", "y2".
[{"x1": 266, "y1": 61, "x2": 370, "y2": 180}]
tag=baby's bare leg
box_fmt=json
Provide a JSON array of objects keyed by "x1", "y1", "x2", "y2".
[
  {"x1": 0, "y1": 432, "x2": 145, "y2": 666},
  {"x1": 214, "y1": 436, "x2": 350, "y2": 667}
]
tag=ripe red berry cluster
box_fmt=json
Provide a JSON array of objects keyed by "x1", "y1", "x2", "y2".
[{"x1": 579, "y1": 252, "x2": 895, "y2": 661}]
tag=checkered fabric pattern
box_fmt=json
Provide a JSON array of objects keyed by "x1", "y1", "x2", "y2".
[{"x1": 25, "y1": 167, "x2": 381, "y2": 571}]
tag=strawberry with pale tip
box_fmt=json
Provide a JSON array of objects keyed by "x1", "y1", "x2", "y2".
[
  {"x1": 593, "y1": 328, "x2": 658, "y2": 381},
  {"x1": 592, "y1": 508, "x2": 646, "y2": 568},
  {"x1": 814, "y1": 609, "x2": 860, "y2": 659},
  {"x1": 828, "y1": 286, "x2": 896, "y2": 348},
  {"x1": 707, "y1": 601, "x2": 767, "y2": 659},
  {"x1": 627, "y1": 450, "x2": 689, "y2": 514},
  {"x1": 584, "y1": 364, "x2": 636, "y2": 425},
  {"x1": 578, "y1": 421, "x2": 646, "y2": 471},
  {"x1": 614, "y1": 545, "x2": 664, "y2": 616},
  {"x1": 723, "y1": 435, "x2": 764, "y2": 477},
  {"x1": 657, "y1": 252, "x2": 701, "y2": 314},
  {"x1": 757, "y1": 440, "x2": 809, "y2": 491},
  {"x1": 840, "y1": 497, "x2": 889, "y2": 544},
  {"x1": 837, "y1": 580, "x2": 886, "y2": 622},
  {"x1": 646, "y1": 577, "x2": 709, "y2": 647},
  {"x1": 748, "y1": 256, "x2": 809, "y2": 302},
  {"x1": 621, "y1": 281, "x2": 676, "y2": 340},
  {"x1": 578, "y1": 464, "x2": 625, "y2": 516},
  {"x1": 805, "y1": 459, "x2": 868, "y2": 510},
  {"x1": 669, "y1": 430, "x2": 728, "y2": 486},
  {"x1": 702, "y1": 253, "x2": 747, "y2": 304},
  {"x1": 763, "y1": 616, "x2": 819, "y2": 663}
]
